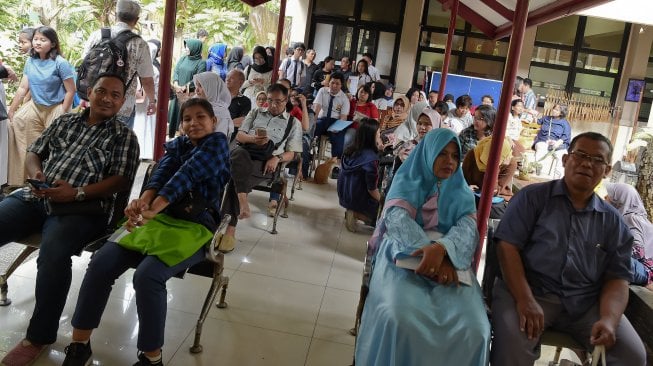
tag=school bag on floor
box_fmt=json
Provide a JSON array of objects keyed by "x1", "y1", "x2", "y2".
[{"x1": 77, "y1": 28, "x2": 138, "y2": 100}]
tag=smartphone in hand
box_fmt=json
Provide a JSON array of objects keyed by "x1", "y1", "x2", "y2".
[
  {"x1": 26, "y1": 179, "x2": 50, "y2": 190},
  {"x1": 255, "y1": 127, "x2": 267, "y2": 137}
]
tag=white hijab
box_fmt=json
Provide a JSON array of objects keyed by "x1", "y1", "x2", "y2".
[
  {"x1": 394, "y1": 101, "x2": 429, "y2": 144},
  {"x1": 193, "y1": 72, "x2": 234, "y2": 139}
]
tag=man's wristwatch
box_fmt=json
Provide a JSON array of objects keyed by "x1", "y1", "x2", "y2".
[
  {"x1": 276, "y1": 154, "x2": 284, "y2": 163},
  {"x1": 75, "y1": 187, "x2": 86, "y2": 201}
]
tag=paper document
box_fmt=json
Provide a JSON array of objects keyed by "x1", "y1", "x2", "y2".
[{"x1": 327, "y1": 119, "x2": 353, "y2": 133}]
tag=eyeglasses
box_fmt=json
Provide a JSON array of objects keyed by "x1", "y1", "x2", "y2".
[
  {"x1": 267, "y1": 98, "x2": 287, "y2": 105},
  {"x1": 474, "y1": 116, "x2": 485, "y2": 121},
  {"x1": 295, "y1": 48, "x2": 305, "y2": 52},
  {"x1": 569, "y1": 150, "x2": 608, "y2": 166}
]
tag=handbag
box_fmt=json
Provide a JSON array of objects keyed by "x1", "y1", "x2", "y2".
[
  {"x1": 46, "y1": 199, "x2": 106, "y2": 216},
  {"x1": 240, "y1": 114, "x2": 295, "y2": 161},
  {"x1": 164, "y1": 190, "x2": 217, "y2": 231}
]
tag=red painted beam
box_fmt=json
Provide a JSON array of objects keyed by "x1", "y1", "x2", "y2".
[
  {"x1": 438, "y1": 0, "x2": 459, "y2": 100},
  {"x1": 473, "y1": 0, "x2": 529, "y2": 273},
  {"x1": 494, "y1": 0, "x2": 612, "y2": 39},
  {"x1": 153, "y1": 0, "x2": 177, "y2": 160},
  {"x1": 480, "y1": 0, "x2": 514, "y2": 20},
  {"x1": 438, "y1": 0, "x2": 497, "y2": 38},
  {"x1": 270, "y1": 0, "x2": 286, "y2": 84}
]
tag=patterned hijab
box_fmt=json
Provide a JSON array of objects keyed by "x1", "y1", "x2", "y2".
[
  {"x1": 386, "y1": 128, "x2": 476, "y2": 232},
  {"x1": 604, "y1": 182, "x2": 653, "y2": 257}
]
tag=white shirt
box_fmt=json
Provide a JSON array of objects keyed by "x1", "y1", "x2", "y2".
[
  {"x1": 278, "y1": 56, "x2": 306, "y2": 87},
  {"x1": 368, "y1": 64, "x2": 380, "y2": 81},
  {"x1": 314, "y1": 87, "x2": 350, "y2": 119},
  {"x1": 83, "y1": 22, "x2": 154, "y2": 117}
]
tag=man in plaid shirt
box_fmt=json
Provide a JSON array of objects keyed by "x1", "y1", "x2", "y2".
[{"x1": 0, "y1": 73, "x2": 139, "y2": 366}]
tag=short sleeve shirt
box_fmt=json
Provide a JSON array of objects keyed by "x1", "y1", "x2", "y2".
[
  {"x1": 229, "y1": 94, "x2": 251, "y2": 119},
  {"x1": 24, "y1": 55, "x2": 75, "y2": 106},
  {"x1": 314, "y1": 87, "x2": 350, "y2": 119},
  {"x1": 28, "y1": 109, "x2": 140, "y2": 203},
  {"x1": 240, "y1": 109, "x2": 303, "y2": 155},
  {"x1": 279, "y1": 56, "x2": 306, "y2": 87},
  {"x1": 494, "y1": 179, "x2": 633, "y2": 316}
]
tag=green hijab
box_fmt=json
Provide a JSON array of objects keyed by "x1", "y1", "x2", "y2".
[{"x1": 174, "y1": 38, "x2": 206, "y2": 86}]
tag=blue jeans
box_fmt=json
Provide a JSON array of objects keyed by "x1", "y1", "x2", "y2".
[
  {"x1": 72, "y1": 241, "x2": 205, "y2": 351},
  {"x1": 631, "y1": 258, "x2": 649, "y2": 285},
  {"x1": 0, "y1": 192, "x2": 107, "y2": 344},
  {"x1": 314, "y1": 117, "x2": 346, "y2": 159}
]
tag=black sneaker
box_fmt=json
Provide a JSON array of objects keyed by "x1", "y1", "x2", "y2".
[
  {"x1": 133, "y1": 352, "x2": 163, "y2": 366},
  {"x1": 62, "y1": 341, "x2": 92, "y2": 366},
  {"x1": 330, "y1": 166, "x2": 340, "y2": 179}
]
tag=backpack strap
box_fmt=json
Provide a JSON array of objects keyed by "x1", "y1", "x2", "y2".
[
  {"x1": 274, "y1": 114, "x2": 296, "y2": 150},
  {"x1": 100, "y1": 28, "x2": 111, "y2": 40}
]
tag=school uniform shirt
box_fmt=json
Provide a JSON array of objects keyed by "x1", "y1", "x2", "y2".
[
  {"x1": 313, "y1": 87, "x2": 350, "y2": 120},
  {"x1": 278, "y1": 56, "x2": 306, "y2": 87}
]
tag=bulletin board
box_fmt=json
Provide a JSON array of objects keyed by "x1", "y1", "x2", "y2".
[{"x1": 429, "y1": 72, "x2": 503, "y2": 106}]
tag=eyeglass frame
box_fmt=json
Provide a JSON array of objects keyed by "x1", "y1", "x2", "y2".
[
  {"x1": 568, "y1": 150, "x2": 609, "y2": 166},
  {"x1": 267, "y1": 98, "x2": 287, "y2": 106}
]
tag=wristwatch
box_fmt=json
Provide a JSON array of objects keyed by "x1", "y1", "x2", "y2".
[
  {"x1": 276, "y1": 154, "x2": 284, "y2": 163},
  {"x1": 75, "y1": 187, "x2": 86, "y2": 201}
]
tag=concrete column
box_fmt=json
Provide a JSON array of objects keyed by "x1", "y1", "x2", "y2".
[
  {"x1": 616, "y1": 25, "x2": 653, "y2": 126},
  {"x1": 395, "y1": 0, "x2": 425, "y2": 93},
  {"x1": 287, "y1": 0, "x2": 311, "y2": 45},
  {"x1": 517, "y1": 26, "x2": 537, "y2": 77}
]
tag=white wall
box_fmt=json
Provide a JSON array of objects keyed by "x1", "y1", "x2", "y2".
[{"x1": 287, "y1": 0, "x2": 311, "y2": 45}]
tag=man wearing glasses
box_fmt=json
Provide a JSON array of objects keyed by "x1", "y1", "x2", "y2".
[
  {"x1": 490, "y1": 132, "x2": 646, "y2": 365},
  {"x1": 219, "y1": 83, "x2": 303, "y2": 252},
  {"x1": 278, "y1": 42, "x2": 306, "y2": 89}
]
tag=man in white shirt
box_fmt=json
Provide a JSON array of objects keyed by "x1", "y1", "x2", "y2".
[
  {"x1": 278, "y1": 42, "x2": 306, "y2": 88},
  {"x1": 82, "y1": 0, "x2": 156, "y2": 128},
  {"x1": 362, "y1": 53, "x2": 380, "y2": 82},
  {"x1": 312, "y1": 73, "x2": 350, "y2": 175}
]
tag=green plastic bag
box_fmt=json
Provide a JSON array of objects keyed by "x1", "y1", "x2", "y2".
[{"x1": 113, "y1": 213, "x2": 212, "y2": 266}]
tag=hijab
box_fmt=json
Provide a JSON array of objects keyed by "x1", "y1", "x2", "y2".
[
  {"x1": 227, "y1": 46, "x2": 244, "y2": 70},
  {"x1": 207, "y1": 43, "x2": 227, "y2": 66},
  {"x1": 387, "y1": 128, "x2": 476, "y2": 232},
  {"x1": 251, "y1": 45, "x2": 272, "y2": 74},
  {"x1": 387, "y1": 96, "x2": 409, "y2": 123},
  {"x1": 394, "y1": 101, "x2": 429, "y2": 143},
  {"x1": 174, "y1": 39, "x2": 205, "y2": 86},
  {"x1": 473, "y1": 136, "x2": 513, "y2": 172},
  {"x1": 193, "y1": 72, "x2": 234, "y2": 139},
  {"x1": 604, "y1": 182, "x2": 653, "y2": 257}
]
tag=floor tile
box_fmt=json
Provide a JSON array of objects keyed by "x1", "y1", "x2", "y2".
[
  {"x1": 313, "y1": 287, "x2": 359, "y2": 346},
  {"x1": 207, "y1": 271, "x2": 324, "y2": 337},
  {"x1": 304, "y1": 339, "x2": 355, "y2": 366},
  {"x1": 167, "y1": 317, "x2": 311, "y2": 366},
  {"x1": 239, "y1": 242, "x2": 335, "y2": 286}
]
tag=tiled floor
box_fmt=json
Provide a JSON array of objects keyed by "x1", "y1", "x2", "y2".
[{"x1": 0, "y1": 177, "x2": 580, "y2": 365}]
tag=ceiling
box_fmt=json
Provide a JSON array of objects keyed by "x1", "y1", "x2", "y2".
[{"x1": 436, "y1": 0, "x2": 614, "y2": 39}]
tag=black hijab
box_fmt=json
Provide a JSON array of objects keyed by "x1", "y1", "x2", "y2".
[{"x1": 251, "y1": 45, "x2": 272, "y2": 74}]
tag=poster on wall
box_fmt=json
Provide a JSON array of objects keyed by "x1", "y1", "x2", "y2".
[{"x1": 625, "y1": 79, "x2": 645, "y2": 102}]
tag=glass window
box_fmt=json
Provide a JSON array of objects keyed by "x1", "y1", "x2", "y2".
[
  {"x1": 313, "y1": 0, "x2": 355, "y2": 17},
  {"x1": 647, "y1": 61, "x2": 653, "y2": 78},
  {"x1": 331, "y1": 25, "x2": 354, "y2": 60},
  {"x1": 425, "y1": 0, "x2": 465, "y2": 29},
  {"x1": 573, "y1": 73, "x2": 615, "y2": 98},
  {"x1": 529, "y1": 66, "x2": 568, "y2": 96},
  {"x1": 463, "y1": 57, "x2": 504, "y2": 80},
  {"x1": 464, "y1": 37, "x2": 508, "y2": 57},
  {"x1": 535, "y1": 15, "x2": 578, "y2": 46},
  {"x1": 639, "y1": 101, "x2": 651, "y2": 122},
  {"x1": 361, "y1": 0, "x2": 402, "y2": 25},
  {"x1": 582, "y1": 17, "x2": 625, "y2": 53},
  {"x1": 419, "y1": 31, "x2": 464, "y2": 51},
  {"x1": 531, "y1": 47, "x2": 572, "y2": 66},
  {"x1": 609, "y1": 58, "x2": 620, "y2": 74},
  {"x1": 644, "y1": 81, "x2": 653, "y2": 100},
  {"x1": 418, "y1": 51, "x2": 458, "y2": 73},
  {"x1": 356, "y1": 29, "x2": 377, "y2": 57},
  {"x1": 577, "y1": 52, "x2": 609, "y2": 72}
]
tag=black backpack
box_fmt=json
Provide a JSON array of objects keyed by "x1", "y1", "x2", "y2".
[{"x1": 77, "y1": 28, "x2": 138, "y2": 100}]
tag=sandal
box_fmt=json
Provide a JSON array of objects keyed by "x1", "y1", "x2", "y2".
[
  {"x1": 268, "y1": 202, "x2": 278, "y2": 217},
  {"x1": 218, "y1": 235, "x2": 236, "y2": 253}
]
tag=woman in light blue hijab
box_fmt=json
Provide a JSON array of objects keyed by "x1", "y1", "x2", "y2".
[{"x1": 355, "y1": 128, "x2": 490, "y2": 366}]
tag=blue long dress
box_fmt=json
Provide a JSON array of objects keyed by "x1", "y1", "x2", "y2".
[{"x1": 354, "y1": 128, "x2": 490, "y2": 366}]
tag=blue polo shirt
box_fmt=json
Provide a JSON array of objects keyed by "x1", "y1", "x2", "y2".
[{"x1": 494, "y1": 179, "x2": 633, "y2": 316}]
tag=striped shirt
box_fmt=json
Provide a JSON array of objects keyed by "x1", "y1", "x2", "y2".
[{"x1": 28, "y1": 109, "x2": 140, "y2": 194}]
